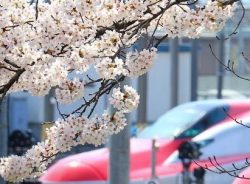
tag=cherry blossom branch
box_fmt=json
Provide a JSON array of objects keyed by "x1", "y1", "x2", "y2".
[
  {"x1": 222, "y1": 108, "x2": 250, "y2": 128},
  {"x1": 54, "y1": 97, "x2": 67, "y2": 120},
  {"x1": 242, "y1": 52, "x2": 250, "y2": 63},
  {"x1": 70, "y1": 76, "x2": 125, "y2": 117},
  {"x1": 216, "y1": 0, "x2": 244, "y2": 40},
  {"x1": 3, "y1": 59, "x2": 21, "y2": 69},
  {"x1": 0, "y1": 69, "x2": 25, "y2": 102},
  {"x1": 35, "y1": 0, "x2": 39, "y2": 20},
  {"x1": 209, "y1": 44, "x2": 250, "y2": 81},
  {"x1": 194, "y1": 156, "x2": 250, "y2": 179}
]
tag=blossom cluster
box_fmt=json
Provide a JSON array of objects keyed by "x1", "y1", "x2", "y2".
[
  {"x1": 95, "y1": 58, "x2": 128, "y2": 80},
  {"x1": 126, "y1": 48, "x2": 158, "y2": 77},
  {"x1": 55, "y1": 78, "x2": 84, "y2": 104},
  {"x1": 109, "y1": 85, "x2": 140, "y2": 113},
  {"x1": 0, "y1": 110, "x2": 127, "y2": 182},
  {"x1": 151, "y1": 1, "x2": 236, "y2": 38},
  {"x1": 95, "y1": 48, "x2": 158, "y2": 79}
]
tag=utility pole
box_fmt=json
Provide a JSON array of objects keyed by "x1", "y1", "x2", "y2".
[
  {"x1": 109, "y1": 81, "x2": 131, "y2": 184},
  {"x1": 0, "y1": 97, "x2": 8, "y2": 184},
  {"x1": 138, "y1": 74, "x2": 147, "y2": 124},
  {"x1": 217, "y1": 33, "x2": 225, "y2": 99},
  {"x1": 137, "y1": 35, "x2": 148, "y2": 125},
  {"x1": 44, "y1": 90, "x2": 54, "y2": 122},
  {"x1": 190, "y1": 40, "x2": 198, "y2": 101},
  {"x1": 170, "y1": 38, "x2": 179, "y2": 108},
  {"x1": 0, "y1": 98, "x2": 8, "y2": 156},
  {"x1": 189, "y1": 0, "x2": 198, "y2": 102}
]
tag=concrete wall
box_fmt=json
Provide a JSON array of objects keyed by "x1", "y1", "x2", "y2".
[{"x1": 147, "y1": 52, "x2": 191, "y2": 122}]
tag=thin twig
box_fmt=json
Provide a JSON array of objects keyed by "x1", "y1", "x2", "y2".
[
  {"x1": 222, "y1": 108, "x2": 250, "y2": 128},
  {"x1": 35, "y1": 0, "x2": 39, "y2": 20},
  {"x1": 209, "y1": 44, "x2": 250, "y2": 81}
]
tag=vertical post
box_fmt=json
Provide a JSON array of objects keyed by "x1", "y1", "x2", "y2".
[
  {"x1": 0, "y1": 98, "x2": 8, "y2": 156},
  {"x1": 109, "y1": 80, "x2": 130, "y2": 184},
  {"x1": 170, "y1": 38, "x2": 179, "y2": 108},
  {"x1": 137, "y1": 35, "x2": 148, "y2": 125},
  {"x1": 190, "y1": 40, "x2": 198, "y2": 101},
  {"x1": 137, "y1": 74, "x2": 147, "y2": 124},
  {"x1": 217, "y1": 33, "x2": 225, "y2": 99},
  {"x1": 182, "y1": 166, "x2": 191, "y2": 184},
  {"x1": 0, "y1": 97, "x2": 8, "y2": 184},
  {"x1": 44, "y1": 90, "x2": 54, "y2": 122},
  {"x1": 151, "y1": 139, "x2": 157, "y2": 179}
]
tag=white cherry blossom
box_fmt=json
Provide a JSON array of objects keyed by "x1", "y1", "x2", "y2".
[
  {"x1": 126, "y1": 48, "x2": 157, "y2": 77},
  {"x1": 55, "y1": 79, "x2": 85, "y2": 104},
  {"x1": 95, "y1": 57, "x2": 128, "y2": 79},
  {"x1": 110, "y1": 85, "x2": 140, "y2": 113}
]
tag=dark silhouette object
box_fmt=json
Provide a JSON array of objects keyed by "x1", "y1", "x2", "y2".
[
  {"x1": 178, "y1": 141, "x2": 205, "y2": 184},
  {"x1": 194, "y1": 167, "x2": 206, "y2": 184},
  {"x1": 179, "y1": 141, "x2": 201, "y2": 161},
  {"x1": 8, "y1": 129, "x2": 36, "y2": 156},
  {"x1": 21, "y1": 181, "x2": 41, "y2": 184}
]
